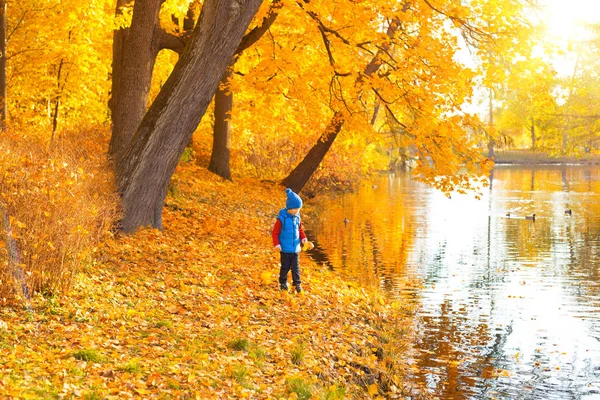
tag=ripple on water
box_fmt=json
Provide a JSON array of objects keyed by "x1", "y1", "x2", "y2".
[{"x1": 308, "y1": 168, "x2": 600, "y2": 399}]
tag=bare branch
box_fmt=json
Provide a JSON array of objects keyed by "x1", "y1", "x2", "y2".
[
  {"x1": 373, "y1": 87, "x2": 407, "y2": 129},
  {"x1": 8, "y1": 9, "x2": 27, "y2": 41},
  {"x1": 421, "y1": 0, "x2": 489, "y2": 47}
]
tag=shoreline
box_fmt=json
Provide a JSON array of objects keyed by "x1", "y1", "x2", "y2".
[{"x1": 489, "y1": 149, "x2": 600, "y2": 166}]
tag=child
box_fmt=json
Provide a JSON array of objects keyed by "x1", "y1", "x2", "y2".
[{"x1": 272, "y1": 188, "x2": 310, "y2": 292}]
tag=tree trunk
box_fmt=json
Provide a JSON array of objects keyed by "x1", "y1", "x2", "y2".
[
  {"x1": 116, "y1": 0, "x2": 263, "y2": 233},
  {"x1": 530, "y1": 118, "x2": 536, "y2": 150},
  {"x1": 561, "y1": 54, "x2": 579, "y2": 155},
  {"x1": 108, "y1": 0, "x2": 163, "y2": 165},
  {"x1": 107, "y1": 0, "x2": 129, "y2": 134},
  {"x1": 51, "y1": 59, "x2": 64, "y2": 139},
  {"x1": 282, "y1": 112, "x2": 344, "y2": 193},
  {"x1": 487, "y1": 87, "x2": 495, "y2": 159},
  {"x1": 207, "y1": 1, "x2": 281, "y2": 180},
  {"x1": 487, "y1": 139, "x2": 495, "y2": 160},
  {"x1": 208, "y1": 67, "x2": 233, "y2": 180},
  {"x1": 0, "y1": 0, "x2": 6, "y2": 130}
]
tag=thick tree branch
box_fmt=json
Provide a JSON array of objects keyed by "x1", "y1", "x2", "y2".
[
  {"x1": 296, "y1": 0, "x2": 356, "y2": 77},
  {"x1": 235, "y1": 0, "x2": 282, "y2": 55},
  {"x1": 159, "y1": 0, "x2": 199, "y2": 53},
  {"x1": 158, "y1": 29, "x2": 187, "y2": 52}
]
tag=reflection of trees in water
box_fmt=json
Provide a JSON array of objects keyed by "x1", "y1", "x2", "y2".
[
  {"x1": 307, "y1": 176, "x2": 417, "y2": 294},
  {"x1": 410, "y1": 210, "x2": 514, "y2": 398},
  {"x1": 364, "y1": 219, "x2": 383, "y2": 285},
  {"x1": 308, "y1": 167, "x2": 600, "y2": 398},
  {"x1": 412, "y1": 298, "x2": 515, "y2": 399},
  {"x1": 301, "y1": 228, "x2": 334, "y2": 270}
]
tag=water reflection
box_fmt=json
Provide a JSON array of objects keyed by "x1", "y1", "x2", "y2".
[{"x1": 307, "y1": 165, "x2": 600, "y2": 399}]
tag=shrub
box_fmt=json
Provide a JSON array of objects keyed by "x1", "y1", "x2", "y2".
[{"x1": 0, "y1": 127, "x2": 117, "y2": 303}]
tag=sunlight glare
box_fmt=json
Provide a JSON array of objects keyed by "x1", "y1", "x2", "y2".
[{"x1": 543, "y1": 0, "x2": 600, "y2": 41}]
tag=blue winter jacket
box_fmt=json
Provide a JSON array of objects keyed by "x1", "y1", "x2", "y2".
[{"x1": 278, "y1": 208, "x2": 301, "y2": 253}]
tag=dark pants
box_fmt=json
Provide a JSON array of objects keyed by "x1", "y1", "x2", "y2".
[{"x1": 279, "y1": 252, "x2": 301, "y2": 287}]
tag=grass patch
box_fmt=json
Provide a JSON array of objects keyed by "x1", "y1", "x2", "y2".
[
  {"x1": 230, "y1": 364, "x2": 249, "y2": 384},
  {"x1": 287, "y1": 377, "x2": 312, "y2": 400},
  {"x1": 323, "y1": 383, "x2": 346, "y2": 399},
  {"x1": 31, "y1": 386, "x2": 59, "y2": 399},
  {"x1": 69, "y1": 367, "x2": 85, "y2": 377},
  {"x1": 167, "y1": 379, "x2": 182, "y2": 389},
  {"x1": 72, "y1": 349, "x2": 105, "y2": 363},
  {"x1": 117, "y1": 359, "x2": 141, "y2": 374},
  {"x1": 83, "y1": 389, "x2": 103, "y2": 400},
  {"x1": 42, "y1": 295, "x2": 62, "y2": 316},
  {"x1": 228, "y1": 338, "x2": 250, "y2": 352},
  {"x1": 290, "y1": 343, "x2": 305, "y2": 365},
  {"x1": 155, "y1": 320, "x2": 172, "y2": 329},
  {"x1": 249, "y1": 346, "x2": 267, "y2": 365}
]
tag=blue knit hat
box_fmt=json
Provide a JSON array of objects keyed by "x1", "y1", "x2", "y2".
[{"x1": 285, "y1": 188, "x2": 303, "y2": 209}]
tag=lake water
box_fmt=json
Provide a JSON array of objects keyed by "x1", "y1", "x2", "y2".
[{"x1": 306, "y1": 165, "x2": 600, "y2": 400}]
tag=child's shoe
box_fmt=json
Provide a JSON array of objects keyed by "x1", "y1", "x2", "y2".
[
  {"x1": 294, "y1": 284, "x2": 302, "y2": 293},
  {"x1": 280, "y1": 284, "x2": 288, "y2": 291}
]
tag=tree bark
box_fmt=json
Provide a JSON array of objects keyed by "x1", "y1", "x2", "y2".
[
  {"x1": 116, "y1": 0, "x2": 263, "y2": 233},
  {"x1": 51, "y1": 59, "x2": 64, "y2": 139},
  {"x1": 282, "y1": 112, "x2": 344, "y2": 193},
  {"x1": 108, "y1": 0, "x2": 163, "y2": 165},
  {"x1": 208, "y1": 67, "x2": 233, "y2": 180},
  {"x1": 487, "y1": 87, "x2": 495, "y2": 159},
  {"x1": 107, "y1": 0, "x2": 129, "y2": 135},
  {"x1": 530, "y1": 117, "x2": 536, "y2": 150},
  {"x1": 0, "y1": 0, "x2": 6, "y2": 130},
  {"x1": 487, "y1": 139, "x2": 495, "y2": 160}
]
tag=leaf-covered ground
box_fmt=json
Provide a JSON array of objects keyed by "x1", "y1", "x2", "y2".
[{"x1": 0, "y1": 164, "x2": 424, "y2": 399}]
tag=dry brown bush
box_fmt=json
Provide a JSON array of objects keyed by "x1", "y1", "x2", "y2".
[{"x1": 0, "y1": 127, "x2": 118, "y2": 304}]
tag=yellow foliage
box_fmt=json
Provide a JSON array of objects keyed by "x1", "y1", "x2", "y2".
[
  {"x1": 6, "y1": 0, "x2": 536, "y2": 194},
  {"x1": 7, "y1": 0, "x2": 113, "y2": 132},
  {"x1": 259, "y1": 270, "x2": 273, "y2": 285}
]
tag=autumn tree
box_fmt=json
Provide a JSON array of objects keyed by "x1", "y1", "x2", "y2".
[
  {"x1": 277, "y1": 0, "x2": 538, "y2": 194},
  {"x1": 553, "y1": 36, "x2": 600, "y2": 153},
  {"x1": 495, "y1": 58, "x2": 558, "y2": 150},
  {"x1": 108, "y1": 0, "x2": 281, "y2": 182},
  {"x1": 115, "y1": 0, "x2": 263, "y2": 232},
  {"x1": 5, "y1": 0, "x2": 112, "y2": 132}
]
